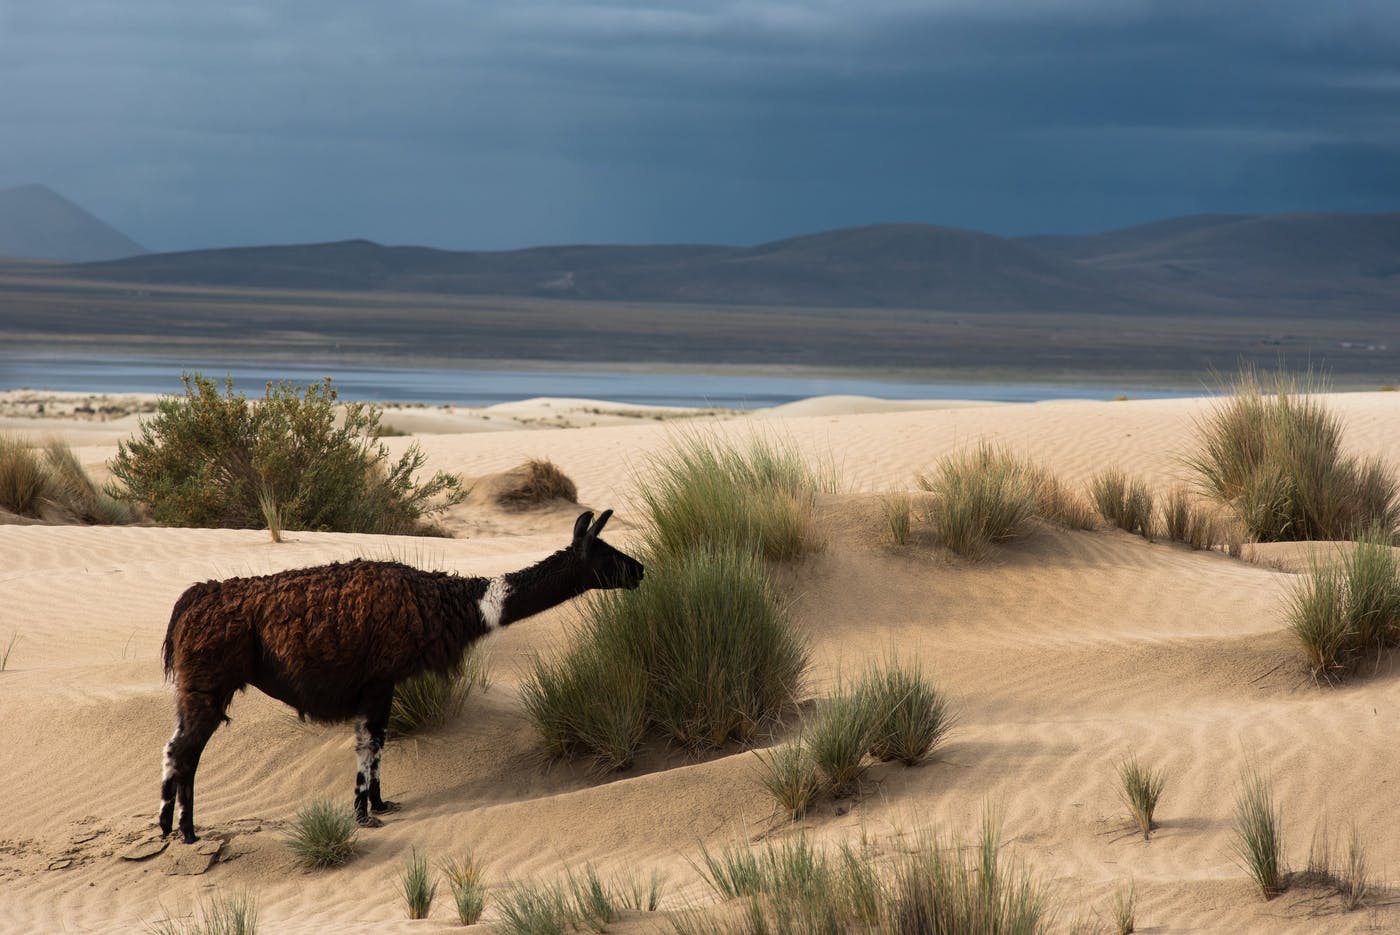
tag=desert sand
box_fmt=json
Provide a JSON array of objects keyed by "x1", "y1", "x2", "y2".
[{"x1": 3, "y1": 390, "x2": 1400, "y2": 933}]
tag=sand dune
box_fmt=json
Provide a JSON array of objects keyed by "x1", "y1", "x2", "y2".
[{"x1": 4, "y1": 392, "x2": 1400, "y2": 933}]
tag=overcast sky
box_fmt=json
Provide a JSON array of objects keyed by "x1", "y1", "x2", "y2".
[{"x1": 2, "y1": 1, "x2": 1398, "y2": 252}]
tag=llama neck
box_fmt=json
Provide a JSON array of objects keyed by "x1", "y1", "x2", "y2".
[{"x1": 478, "y1": 549, "x2": 593, "y2": 630}]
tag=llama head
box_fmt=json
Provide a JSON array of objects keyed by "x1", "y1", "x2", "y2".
[{"x1": 571, "y1": 509, "x2": 645, "y2": 590}]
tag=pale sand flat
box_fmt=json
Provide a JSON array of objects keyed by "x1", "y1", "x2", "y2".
[{"x1": 3, "y1": 392, "x2": 1400, "y2": 932}]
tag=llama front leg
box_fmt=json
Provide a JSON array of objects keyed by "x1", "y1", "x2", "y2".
[
  {"x1": 360, "y1": 687, "x2": 400, "y2": 819},
  {"x1": 352, "y1": 718, "x2": 384, "y2": 827}
]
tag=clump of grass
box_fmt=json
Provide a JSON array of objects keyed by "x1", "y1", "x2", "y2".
[
  {"x1": 567, "y1": 864, "x2": 617, "y2": 932},
  {"x1": 0, "y1": 434, "x2": 133, "y2": 523},
  {"x1": 109, "y1": 374, "x2": 463, "y2": 535},
  {"x1": 755, "y1": 740, "x2": 824, "y2": 821},
  {"x1": 389, "y1": 643, "x2": 490, "y2": 736},
  {"x1": 860, "y1": 659, "x2": 955, "y2": 766},
  {"x1": 442, "y1": 850, "x2": 488, "y2": 925},
  {"x1": 1287, "y1": 530, "x2": 1400, "y2": 681},
  {"x1": 496, "y1": 880, "x2": 575, "y2": 935},
  {"x1": 493, "y1": 458, "x2": 579, "y2": 510},
  {"x1": 616, "y1": 869, "x2": 665, "y2": 912},
  {"x1": 1189, "y1": 367, "x2": 1400, "y2": 542},
  {"x1": 638, "y1": 433, "x2": 826, "y2": 562},
  {"x1": 1233, "y1": 766, "x2": 1285, "y2": 900},
  {"x1": 526, "y1": 545, "x2": 807, "y2": 764},
  {"x1": 1111, "y1": 880, "x2": 1136, "y2": 934},
  {"x1": 881, "y1": 492, "x2": 914, "y2": 546},
  {"x1": 1090, "y1": 468, "x2": 1155, "y2": 539},
  {"x1": 805, "y1": 689, "x2": 880, "y2": 797},
  {"x1": 694, "y1": 843, "x2": 766, "y2": 900},
  {"x1": 1031, "y1": 466, "x2": 1098, "y2": 530},
  {"x1": 147, "y1": 890, "x2": 258, "y2": 935},
  {"x1": 284, "y1": 797, "x2": 359, "y2": 870},
  {"x1": 1160, "y1": 486, "x2": 1220, "y2": 550},
  {"x1": 400, "y1": 847, "x2": 438, "y2": 920},
  {"x1": 0, "y1": 433, "x2": 50, "y2": 516},
  {"x1": 1118, "y1": 755, "x2": 1167, "y2": 841},
  {"x1": 919, "y1": 441, "x2": 1040, "y2": 558},
  {"x1": 1341, "y1": 825, "x2": 1370, "y2": 911}
]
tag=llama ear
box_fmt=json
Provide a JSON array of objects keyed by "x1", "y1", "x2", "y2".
[
  {"x1": 587, "y1": 509, "x2": 613, "y2": 540},
  {"x1": 572, "y1": 511, "x2": 595, "y2": 545}
]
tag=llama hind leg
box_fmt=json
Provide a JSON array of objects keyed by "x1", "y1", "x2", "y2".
[
  {"x1": 367, "y1": 688, "x2": 399, "y2": 815},
  {"x1": 352, "y1": 717, "x2": 388, "y2": 827},
  {"x1": 160, "y1": 694, "x2": 222, "y2": 843}
]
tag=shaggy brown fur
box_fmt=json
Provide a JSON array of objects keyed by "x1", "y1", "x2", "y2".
[{"x1": 157, "y1": 510, "x2": 643, "y2": 844}]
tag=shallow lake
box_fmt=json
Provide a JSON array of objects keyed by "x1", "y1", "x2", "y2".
[{"x1": 0, "y1": 353, "x2": 1198, "y2": 409}]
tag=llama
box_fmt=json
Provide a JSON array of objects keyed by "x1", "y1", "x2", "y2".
[{"x1": 158, "y1": 509, "x2": 643, "y2": 844}]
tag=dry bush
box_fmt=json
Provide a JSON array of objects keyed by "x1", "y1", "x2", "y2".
[{"x1": 491, "y1": 459, "x2": 579, "y2": 510}]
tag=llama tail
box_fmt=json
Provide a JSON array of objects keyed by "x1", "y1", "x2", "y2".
[{"x1": 162, "y1": 582, "x2": 211, "y2": 681}]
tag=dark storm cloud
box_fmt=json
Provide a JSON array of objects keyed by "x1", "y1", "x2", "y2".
[{"x1": 1, "y1": 0, "x2": 1397, "y2": 250}]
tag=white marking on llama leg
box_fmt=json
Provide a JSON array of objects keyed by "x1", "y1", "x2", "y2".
[
  {"x1": 159, "y1": 724, "x2": 179, "y2": 819},
  {"x1": 478, "y1": 576, "x2": 511, "y2": 629},
  {"x1": 354, "y1": 719, "x2": 374, "y2": 798}
]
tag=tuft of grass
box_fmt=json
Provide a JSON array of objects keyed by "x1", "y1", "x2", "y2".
[
  {"x1": 147, "y1": 890, "x2": 258, "y2": 935},
  {"x1": 881, "y1": 492, "x2": 914, "y2": 546},
  {"x1": 496, "y1": 881, "x2": 574, "y2": 935},
  {"x1": 919, "y1": 441, "x2": 1040, "y2": 558},
  {"x1": 755, "y1": 740, "x2": 824, "y2": 821},
  {"x1": 638, "y1": 433, "x2": 827, "y2": 563},
  {"x1": 1233, "y1": 766, "x2": 1285, "y2": 900},
  {"x1": 527, "y1": 545, "x2": 807, "y2": 762},
  {"x1": 805, "y1": 689, "x2": 880, "y2": 797},
  {"x1": 1160, "y1": 486, "x2": 1220, "y2": 550},
  {"x1": 0, "y1": 433, "x2": 49, "y2": 516},
  {"x1": 257, "y1": 483, "x2": 284, "y2": 543},
  {"x1": 0, "y1": 434, "x2": 133, "y2": 524},
  {"x1": 1090, "y1": 468, "x2": 1155, "y2": 539},
  {"x1": 1189, "y1": 367, "x2": 1400, "y2": 542},
  {"x1": 1287, "y1": 530, "x2": 1400, "y2": 681},
  {"x1": 1111, "y1": 881, "x2": 1136, "y2": 935},
  {"x1": 616, "y1": 869, "x2": 665, "y2": 912},
  {"x1": 567, "y1": 864, "x2": 617, "y2": 933},
  {"x1": 860, "y1": 659, "x2": 955, "y2": 767},
  {"x1": 694, "y1": 842, "x2": 766, "y2": 901},
  {"x1": 109, "y1": 374, "x2": 463, "y2": 535},
  {"x1": 1341, "y1": 824, "x2": 1370, "y2": 911},
  {"x1": 1031, "y1": 466, "x2": 1098, "y2": 530},
  {"x1": 400, "y1": 847, "x2": 438, "y2": 920},
  {"x1": 389, "y1": 644, "x2": 490, "y2": 736},
  {"x1": 442, "y1": 850, "x2": 489, "y2": 925},
  {"x1": 1118, "y1": 755, "x2": 1167, "y2": 842},
  {"x1": 284, "y1": 797, "x2": 359, "y2": 870},
  {"x1": 493, "y1": 458, "x2": 579, "y2": 510}
]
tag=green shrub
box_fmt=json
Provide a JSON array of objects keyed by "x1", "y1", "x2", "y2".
[
  {"x1": 919, "y1": 441, "x2": 1040, "y2": 558},
  {"x1": 638, "y1": 433, "x2": 825, "y2": 562},
  {"x1": 1117, "y1": 755, "x2": 1167, "y2": 841},
  {"x1": 442, "y1": 850, "x2": 489, "y2": 925},
  {"x1": 284, "y1": 797, "x2": 359, "y2": 870},
  {"x1": 1233, "y1": 767, "x2": 1284, "y2": 900},
  {"x1": 1090, "y1": 468, "x2": 1155, "y2": 539},
  {"x1": 859, "y1": 660, "x2": 955, "y2": 766},
  {"x1": 526, "y1": 546, "x2": 807, "y2": 763},
  {"x1": 1189, "y1": 368, "x2": 1400, "y2": 542},
  {"x1": 147, "y1": 890, "x2": 258, "y2": 935},
  {"x1": 755, "y1": 741, "x2": 824, "y2": 822},
  {"x1": 109, "y1": 374, "x2": 463, "y2": 535},
  {"x1": 400, "y1": 847, "x2": 438, "y2": 920},
  {"x1": 389, "y1": 644, "x2": 489, "y2": 736}
]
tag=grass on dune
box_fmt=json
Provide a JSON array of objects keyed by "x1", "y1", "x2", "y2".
[
  {"x1": 442, "y1": 850, "x2": 489, "y2": 925},
  {"x1": 1233, "y1": 766, "x2": 1285, "y2": 900},
  {"x1": 1090, "y1": 467, "x2": 1155, "y2": 539},
  {"x1": 388, "y1": 643, "x2": 490, "y2": 736},
  {"x1": 1189, "y1": 366, "x2": 1400, "y2": 543},
  {"x1": 399, "y1": 847, "x2": 437, "y2": 920},
  {"x1": 860, "y1": 658, "x2": 955, "y2": 767},
  {"x1": 283, "y1": 797, "x2": 359, "y2": 870},
  {"x1": 1117, "y1": 754, "x2": 1167, "y2": 841},
  {"x1": 0, "y1": 433, "x2": 133, "y2": 524},
  {"x1": 919, "y1": 441, "x2": 1041, "y2": 558},
  {"x1": 147, "y1": 890, "x2": 258, "y2": 935},
  {"x1": 1287, "y1": 529, "x2": 1400, "y2": 681}
]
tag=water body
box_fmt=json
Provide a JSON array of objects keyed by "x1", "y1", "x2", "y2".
[{"x1": 0, "y1": 353, "x2": 1197, "y2": 409}]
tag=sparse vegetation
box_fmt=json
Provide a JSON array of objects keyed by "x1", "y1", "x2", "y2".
[
  {"x1": 881, "y1": 492, "x2": 914, "y2": 546},
  {"x1": 919, "y1": 441, "x2": 1040, "y2": 558},
  {"x1": 147, "y1": 890, "x2": 258, "y2": 935},
  {"x1": 492, "y1": 458, "x2": 579, "y2": 510},
  {"x1": 567, "y1": 864, "x2": 617, "y2": 932},
  {"x1": 257, "y1": 483, "x2": 283, "y2": 543},
  {"x1": 1159, "y1": 486, "x2": 1220, "y2": 550},
  {"x1": 860, "y1": 659, "x2": 955, "y2": 766},
  {"x1": 284, "y1": 797, "x2": 360, "y2": 870},
  {"x1": 806, "y1": 688, "x2": 880, "y2": 797},
  {"x1": 389, "y1": 643, "x2": 489, "y2": 736},
  {"x1": 1090, "y1": 468, "x2": 1155, "y2": 539},
  {"x1": 1233, "y1": 767, "x2": 1284, "y2": 900},
  {"x1": 1111, "y1": 880, "x2": 1136, "y2": 935},
  {"x1": 1304, "y1": 821, "x2": 1371, "y2": 911},
  {"x1": 616, "y1": 870, "x2": 665, "y2": 912},
  {"x1": 0, "y1": 434, "x2": 133, "y2": 523},
  {"x1": 442, "y1": 850, "x2": 489, "y2": 925},
  {"x1": 1031, "y1": 466, "x2": 1098, "y2": 531},
  {"x1": 496, "y1": 880, "x2": 575, "y2": 935},
  {"x1": 525, "y1": 545, "x2": 807, "y2": 765},
  {"x1": 1117, "y1": 755, "x2": 1166, "y2": 841},
  {"x1": 1189, "y1": 367, "x2": 1400, "y2": 542},
  {"x1": 638, "y1": 433, "x2": 827, "y2": 562},
  {"x1": 400, "y1": 847, "x2": 438, "y2": 920},
  {"x1": 109, "y1": 374, "x2": 463, "y2": 535},
  {"x1": 1287, "y1": 530, "x2": 1400, "y2": 681}
]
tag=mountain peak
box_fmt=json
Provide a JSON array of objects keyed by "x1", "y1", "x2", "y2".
[{"x1": 0, "y1": 184, "x2": 147, "y2": 261}]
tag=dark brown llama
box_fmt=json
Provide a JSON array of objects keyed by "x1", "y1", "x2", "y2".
[{"x1": 158, "y1": 509, "x2": 643, "y2": 844}]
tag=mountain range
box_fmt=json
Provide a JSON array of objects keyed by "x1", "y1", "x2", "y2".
[{"x1": 3, "y1": 184, "x2": 1398, "y2": 316}]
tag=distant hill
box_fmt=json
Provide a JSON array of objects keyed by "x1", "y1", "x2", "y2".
[
  {"x1": 0, "y1": 184, "x2": 147, "y2": 261},
  {"x1": 48, "y1": 210, "x2": 1400, "y2": 316}
]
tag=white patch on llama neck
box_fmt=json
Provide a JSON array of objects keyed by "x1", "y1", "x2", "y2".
[{"x1": 478, "y1": 576, "x2": 511, "y2": 629}]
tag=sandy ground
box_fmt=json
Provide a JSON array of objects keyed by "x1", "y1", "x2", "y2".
[{"x1": 3, "y1": 390, "x2": 1400, "y2": 932}]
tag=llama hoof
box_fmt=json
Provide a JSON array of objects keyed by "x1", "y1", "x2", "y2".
[
  {"x1": 180, "y1": 832, "x2": 200, "y2": 845},
  {"x1": 371, "y1": 800, "x2": 401, "y2": 815},
  {"x1": 356, "y1": 814, "x2": 384, "y2": 829}
]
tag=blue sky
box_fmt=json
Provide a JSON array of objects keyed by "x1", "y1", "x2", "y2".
[{"x1": 3, "y1": 0, "x2": 1397, "y2": 251}]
